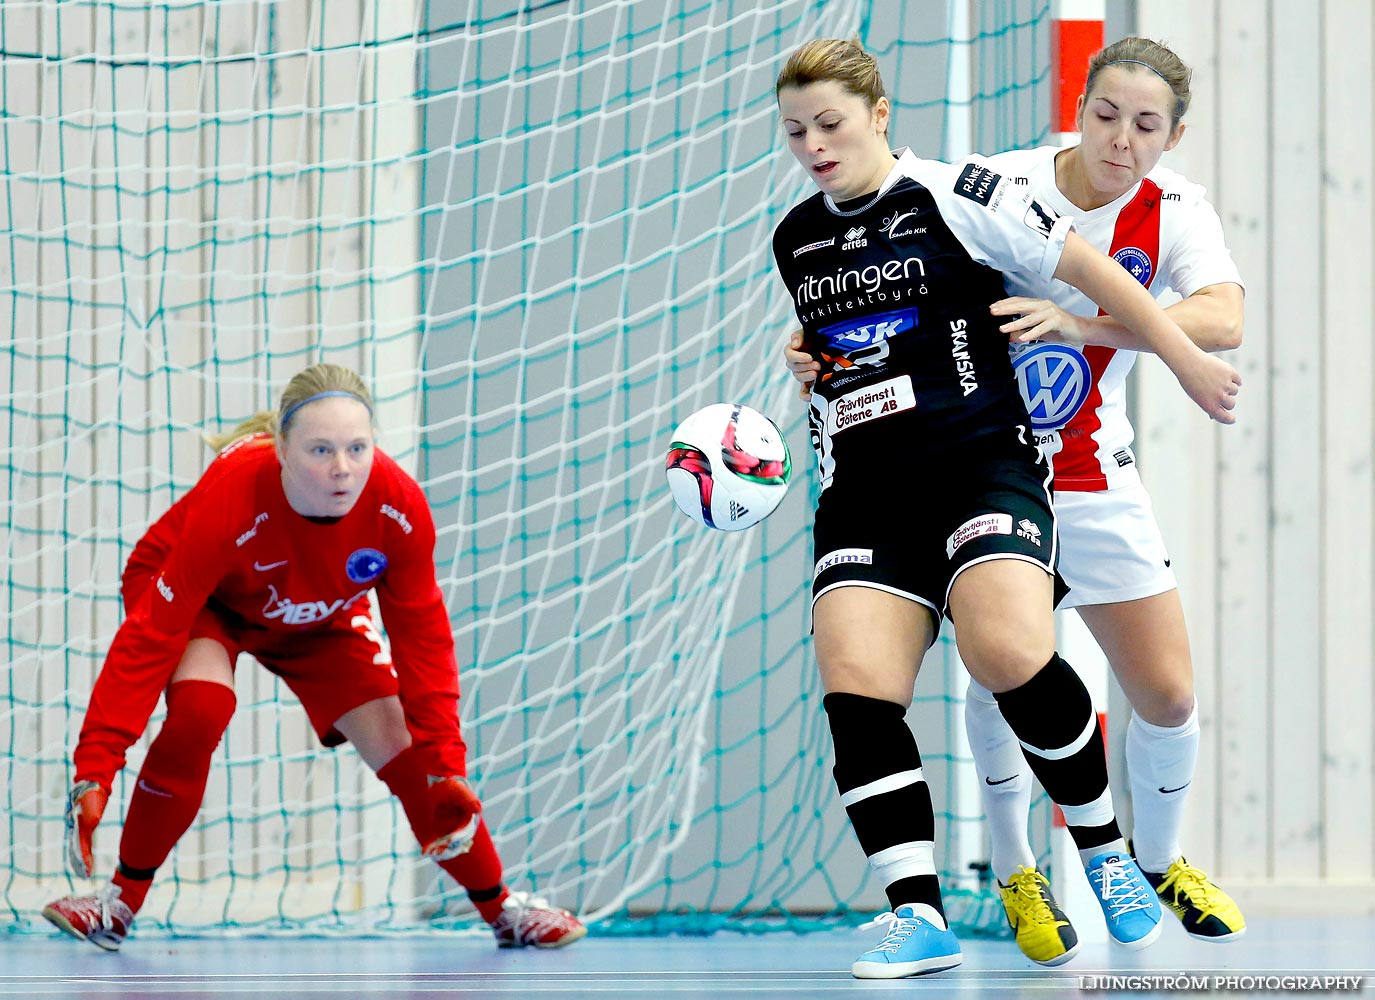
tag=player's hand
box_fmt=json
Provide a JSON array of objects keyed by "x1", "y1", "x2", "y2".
[
  {"x1": 991, "y1": 296, "x2": 1090, "y2": 346},
  {"x1": 421, "y1": 775, "x2": 482, "y2": 860},
  {"x1": 783, "y1": 329, "x2": 818, "y2": 401},
  {"x1": 65, "y1": 780, "x2": 109, "y2": 878},
  {"x1": 1172, "y1": 349, "x2": 1242, "y2": 424}
]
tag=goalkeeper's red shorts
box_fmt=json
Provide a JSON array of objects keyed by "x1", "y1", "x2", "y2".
[{"x1": 125, "y1": 573, "x2": 399, "y2": 748}]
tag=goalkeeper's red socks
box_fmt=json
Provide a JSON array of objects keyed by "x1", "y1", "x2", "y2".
[
  {"x1": 376, "y1": 744, "x2": 509, "y2": 921},
  {"x1": 114, "y1": 679, "x2": 237, "y2": 915},
  {"x1": 110, "y1": 866, "x2": 153, "y2": 915},
  {"x1": 437, "y1": 822, "x2": 507, "y2": 918},
  {"x1": 377, "y1": 745, "x2": 435, "y2": 842}
]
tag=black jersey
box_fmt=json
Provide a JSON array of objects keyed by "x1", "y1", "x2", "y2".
[{"x1": 772, "y1": 148, "x2": 1073, "y2": 489}]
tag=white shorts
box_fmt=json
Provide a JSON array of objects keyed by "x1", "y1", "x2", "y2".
[{"x1": 1053, "y1": 482, "x2": 1177, "y2": 608}]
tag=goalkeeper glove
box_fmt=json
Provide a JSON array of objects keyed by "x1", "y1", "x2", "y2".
[
  {"x1": 65, "y1": 780, "x2": 109, "y2": 878},
  {"x1": 421, "y1": 775, "x2": 482, "y2": 860}
]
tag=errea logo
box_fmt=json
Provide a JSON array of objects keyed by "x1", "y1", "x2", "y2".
[
  {"x1": 1016, "y1": 519, "x2": 1042, "y2": 545},
  {"x1": 842, "y1": 226, "x2": 867, "y2": 250}
]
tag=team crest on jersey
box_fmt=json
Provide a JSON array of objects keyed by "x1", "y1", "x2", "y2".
[
  {"x1": 1113, "y1": 246, "x2": 1153, "y2": 286},
  {"x1": 880, "y1": 208, "x2": 926, "y2": 239},
  {"x1": 1012, "y1": 343, "x2": 1093, "y2": 431},
  {"x1": 346, "y1": 547, "x2": 388, "y2": 584}
]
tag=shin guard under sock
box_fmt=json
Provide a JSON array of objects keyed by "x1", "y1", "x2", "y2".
[
  {"x1": 823, "y1": 692, "x2": 944, "y2": 919},
  {"x1": 115, "y1": 680, "x2": 236, "y2": 914},
  {"x1": 376, "y1": 746, "x2": 507, "y2": 917},
  {"x1": 993, "y1": 655, "x2": 1121, "y2": 853}
]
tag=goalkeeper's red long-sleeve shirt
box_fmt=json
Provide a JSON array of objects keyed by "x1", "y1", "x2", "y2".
[{"x1": 74, "y1": 434, "x2": 466, "y2": 789}]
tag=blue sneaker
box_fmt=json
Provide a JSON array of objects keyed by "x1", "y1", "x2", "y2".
[
  {"x1": 1086, "y1": 851, "x2": 1165, "y2": 949},
  {"x1": 851, "y1": 905, "x2": 963, "y2": 979}
]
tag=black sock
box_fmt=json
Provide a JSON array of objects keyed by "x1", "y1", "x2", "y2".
[
  {"x1": 823, "y1": 692, "x2": 944, "y2": 918},
  {"x1": 993, "y1": 654, "x2": 1122, "y2": 850}
]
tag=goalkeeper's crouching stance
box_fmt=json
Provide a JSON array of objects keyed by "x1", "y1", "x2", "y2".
[{"x1": 43, "y1": 363, "x2": 585, "y2": 952}]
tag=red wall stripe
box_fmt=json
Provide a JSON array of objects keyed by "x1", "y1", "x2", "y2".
[{"x1": 1051, "y1": 19, "x2": 1104, "y2": 133}]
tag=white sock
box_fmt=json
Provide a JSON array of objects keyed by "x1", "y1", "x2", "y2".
[
  {"x1": 964, "y1": 679, "x2": 1036, "y2": 883},
  {"x1": 1126, "y1": 705, "x2": 1199, "y2": 873}
]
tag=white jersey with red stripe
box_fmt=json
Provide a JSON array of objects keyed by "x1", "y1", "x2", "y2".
[{"x1": 989, "y1": 146, "x2": 1244, "y2": 491}]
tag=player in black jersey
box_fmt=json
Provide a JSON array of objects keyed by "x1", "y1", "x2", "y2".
[{"x1": 771, "y1": 38, "x2": 1242, "y2": 980}]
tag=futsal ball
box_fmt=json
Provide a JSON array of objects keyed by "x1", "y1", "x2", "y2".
[{"x1": 664, "y1": 402, "x2": 792, "y2": 531}]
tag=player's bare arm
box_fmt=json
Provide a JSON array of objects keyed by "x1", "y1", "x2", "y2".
[
  {"x1": 992, "y1": 280, "x2": 1243, "y2": 353},
  {"x1": 1052, "y1": 231, "x2": 1241, "y2": 423}
]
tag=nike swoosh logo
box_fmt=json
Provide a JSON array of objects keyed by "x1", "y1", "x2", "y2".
[
  {"x1": 254, "y1": 560, "x2": 288, "y2": 572},
  {"x1": 985, "y1": 774, "x2": 1019, "y2": 786},
  {"x1": 1159, "y1": 782, "x2": 1190, "y2": 794},
  {"x1": 137, "y1": 779, "x2": 173, "y2": 798}
]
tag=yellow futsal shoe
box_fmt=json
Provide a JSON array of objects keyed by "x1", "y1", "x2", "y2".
[
  {"x1": 999, "y1": 866, "x2": 1080, "y2": 966},
  {"x1": 1143, "y1": 856, "x2": 1246, "y2": 941}
]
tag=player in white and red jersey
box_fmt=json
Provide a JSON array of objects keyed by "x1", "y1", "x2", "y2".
[
  {"x1": 43, "y1": 363, "x2": 584, "y2": 952},
  {"x1": 969, "y1": 37, "x2": 1248, "y2": 958},
  {"x1": 990, "y1": 149, "x2": 1240, "y2": 494},
  {"x1": 786, "y1": 37, "x2": 1247, "y2": 966},
  {"x1": 772, "y1": 38, "x2": 1240, "y2": 981}
]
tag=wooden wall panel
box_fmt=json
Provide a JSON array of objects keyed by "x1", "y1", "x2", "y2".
[
  {"x1": 1267, "y1": 0, "x2": 1324, "y2": 879},
  {"x1": 1318, "y1": 0, "x2": 1375, "y2": 881},
  {"x1": 1134, "y1": 0, "x2": 1375, "y2": 884}
]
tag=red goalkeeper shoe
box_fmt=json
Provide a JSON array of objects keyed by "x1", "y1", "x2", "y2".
[
  {"x1": 490, "y1": 891, "x2": 587, "y2": 948},
  {"x1": 42, "y1": 885, "x2": 134, "y2": 951}
]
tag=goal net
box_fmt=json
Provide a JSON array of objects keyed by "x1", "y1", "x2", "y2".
[{"x1": 1, "y1": 0, "x2": 1051, "y2": 935}]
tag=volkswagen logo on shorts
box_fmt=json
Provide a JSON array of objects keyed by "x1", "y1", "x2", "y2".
[
  {"x1": 346, "y1": 547, "x2": 388, "y2": 584},
  {"x1": 1012, "y1": 344, "x2": 1092, "y2": 431}
]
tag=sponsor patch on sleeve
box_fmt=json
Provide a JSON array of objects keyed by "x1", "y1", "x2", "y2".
[
  {"x1": 946, "y1": 513, "x2": 1012, "y2": 558},
  {"x1": 1023, "y1": 199, "x2": 1059, "y2": 237},
  {"x1": 954, "y1": 162, "x2": 1003, "y2": 206}
]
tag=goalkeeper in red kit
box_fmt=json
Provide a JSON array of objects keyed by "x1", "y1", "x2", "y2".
[{"x1": 44, "y1": 363, "x2": 585, "y2": 952}]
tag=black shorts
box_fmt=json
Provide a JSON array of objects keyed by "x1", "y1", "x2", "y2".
[{"x1": 811, "y1": 446, "x2": 1059, "y2": 631}]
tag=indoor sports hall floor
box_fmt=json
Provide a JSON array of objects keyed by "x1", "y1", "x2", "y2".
[{"x1": 3, "y1": 916, "x2": 1371, "y2": 999}]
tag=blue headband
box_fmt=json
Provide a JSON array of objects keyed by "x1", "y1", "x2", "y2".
[{"x1": 280, "y1": 390, "x2": 372, "y2": 430}]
